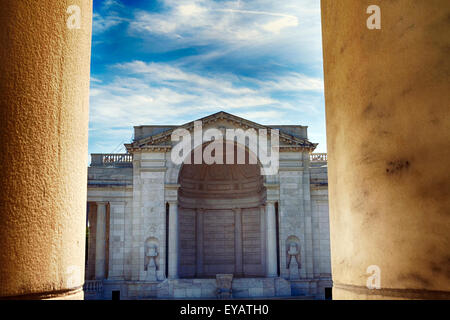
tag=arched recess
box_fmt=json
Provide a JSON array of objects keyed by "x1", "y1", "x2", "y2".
[{"x1": 177, "y1": 141, "x2": 267, "y2": 278}]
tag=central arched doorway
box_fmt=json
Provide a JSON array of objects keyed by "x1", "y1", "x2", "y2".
[{"x1": 177, "y1": 144, "x2": 267, "y2": 278}]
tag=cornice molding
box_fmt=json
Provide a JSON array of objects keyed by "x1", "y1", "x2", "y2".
[{"x1": 126, "y1": 111, "x2": 317, "y2": 153}]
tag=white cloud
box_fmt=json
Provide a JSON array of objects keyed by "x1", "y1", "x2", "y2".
[
  {"x1": 261, "y1": 16, "x2": 298, "y2": 34},
  {"x1": 121, "y1": 0, "x2": 324, "y2": 76},
  {"x1": 177, "y1": 4, "x2": 207, "y2": 16},
  {"x1": 254, "y1": 72, "x2": 324, "y2": 92},
  {"x1": 115, "y1": 61, "x2": 257, "y2": 95},
  {"x1": 92, "y1": 0, "x2": 129, "y2": 35},
  {"x1": 90, "y1": 77, "x2": 103, "y2": 83},
  {"x1": 102, "y1": 0, "x2": 123, "y2": 9},
  {"x1": 129, "y1": 0, "x2": 318, "y2": 45},
  {"x1": 89, "y1": 61, "x2": 323, "y2": 131},
  {"x1": 92, "y1": 12, "x2": 127, "y2": 34}
]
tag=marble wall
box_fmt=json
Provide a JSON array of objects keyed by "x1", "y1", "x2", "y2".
[{"x1": 86, "y1": 138, "x2": 331, "y2": 299}]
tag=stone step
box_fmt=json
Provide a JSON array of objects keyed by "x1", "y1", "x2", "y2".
[{"x1": 167, "y1": 277, "x2": 292, "y2": 299}]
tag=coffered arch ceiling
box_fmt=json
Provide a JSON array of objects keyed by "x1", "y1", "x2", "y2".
[{"x1": 178, "y1": 144, "x2": 266, "y2": 209}]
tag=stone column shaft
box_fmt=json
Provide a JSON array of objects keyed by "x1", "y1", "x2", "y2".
[
  {"x1": 95, "y1": 203, "x2": 107, "y2": 280},
  {"x1": 266, "y1": 202, "x2": 278, "y2": 277},
  {"x1": 0, "y1": 1, "x2": 92, "y2": 299},
  {"x1": 321, "y1": 0, "x2": 450, "y2": 299},
  {"x1": 260, "y1": 206, "x2": 267, "y2": 275},
  {"x1": 196, "y1": 208, "x2": 204, "y2": 277},
  {"x1": 234, "y1": 208, "x2": 243, "y2": 276},
  {"x1": 86, "y1": 203, "x2": 97, "y2": 280},
  {"x1": 168, "y1": 202, "x2": 179, "y2": 279}
]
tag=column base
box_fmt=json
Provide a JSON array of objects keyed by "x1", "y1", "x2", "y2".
[
  {"x1": 1, "y1": 286, "x2": 84, "y2": 300},
  {"x1": 333, "y1": 283, "x2": 450, "y2": 300}
]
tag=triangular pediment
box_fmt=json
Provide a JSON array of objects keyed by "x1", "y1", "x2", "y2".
[{"x1": 125, "y1": 111, "x2": 317, "y2": 152}]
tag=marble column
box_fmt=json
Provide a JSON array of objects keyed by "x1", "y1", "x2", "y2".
[
  {"x1": 321, "y1": 0, "x2": 450, "y2": 299},
  {"x1": 196, "y1": 208, "x2": 204, "y2": 277},
  {"x1": 95, "y1": 203, "x2": 107, "y2": 280},
  {"x1": 168, "y1": 201, "x2": 179, "y2": 279},
  {"x1": 266, "y1": 202, "x2": 278, "y2": 277},
  {"x1": 86, "y1": 203, "x2": 97, "y2": 280},
  {"x1": 0, "y1": 1, "x2": 92, "y2": 299},
  {"x1": 233, "y1": 208, "x2": 243, "y2": 276},
  {"x1": 108, "y1": 201, "x2": 125, "y2": 280},
  {"x1": 260, "y1": 206, "x2": 267, "y2": 275}
]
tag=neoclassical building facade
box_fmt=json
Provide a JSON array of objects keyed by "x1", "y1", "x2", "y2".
[{"x1": 85, "y1": 111, "x2": 331, "y2": 299}]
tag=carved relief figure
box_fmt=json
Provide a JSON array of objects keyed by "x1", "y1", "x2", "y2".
[
  {"x1": 146, "y1": 245, "x2": 158, "y2": 269},
  {"x1": 286, "y1": 236, "x2": 301, "y2": 280},
  {"x1": 216, "y1": 274, "x2": 233, "y2": 299},
  {"x1": 144, "y1": 237, "x2": 159, "y2": 281},
  {"x1": 288, "y1": 243, "x2": 299, "y2": 267}
]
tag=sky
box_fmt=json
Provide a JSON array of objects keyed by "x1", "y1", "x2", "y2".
[{"x1": 89, "y1": 0, "x2": 327, "y2": 157}]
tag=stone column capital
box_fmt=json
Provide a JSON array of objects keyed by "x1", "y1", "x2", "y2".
[{"x1": 108, "y1": 201, "x2": 124, "y2": 206}]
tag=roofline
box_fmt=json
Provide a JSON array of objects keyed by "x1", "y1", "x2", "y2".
[{"x1": 126, "y1": 111, "x2": 317, "y2": 151}]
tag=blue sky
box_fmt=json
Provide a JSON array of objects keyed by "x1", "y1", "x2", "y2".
[{"x1": 89, "y1": 0, "x2": 326, "y2": 157}]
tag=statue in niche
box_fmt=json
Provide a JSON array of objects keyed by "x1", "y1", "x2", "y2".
[
  {"x1": 216, "y1": 274, "x2": 233, "y2": 299},
  {"x1": 286, "y1": 236, "x2": 301, "y2": 280},
  {"x1": 144, "y1": 237, "x2": 159, "y2": 281}
]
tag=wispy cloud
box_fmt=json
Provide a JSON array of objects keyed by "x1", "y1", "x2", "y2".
[
  {"x1": 115, "y1": 61, "x2": 257, "y2": 95},
  {"x1": 92, "y1": 0, "x2": 130, "y2": 35},
  {"x1": 89, "y1": 60, "x2": 323, "y2": 139},
  {"x1": 128, "y1": 0, "x2": 319, "y2": 48}
]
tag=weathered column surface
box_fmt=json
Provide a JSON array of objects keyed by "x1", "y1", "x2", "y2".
[
  {"x1": 321, "y1": 0, "x2": 450, "y2": 299},
  {"x1": 266, "y1": 202, "x2": 278, "y2": 277},
  {"x1": 168, "y1": 202, "x2": 179, "y2": 279},
  {"x1": 95, "y1": 203, "x2": 107, "y2": 280},
  {"x1": 0, "y1": 1, "x2": 92, "y2": 299}
]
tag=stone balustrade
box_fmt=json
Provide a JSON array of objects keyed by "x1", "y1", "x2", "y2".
[
  {"x1": 90, "y1": 153, "x2": 133, "y2": 167},
  {"x1": 83, "y1": 280, "x2": 103, "y2": 294},
  {"x1": 91, "y1": 152, "x2": 327, "y2": 166},
  {"x1": 310, "y1": 153, "x2": 327, "y2": 162}
]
